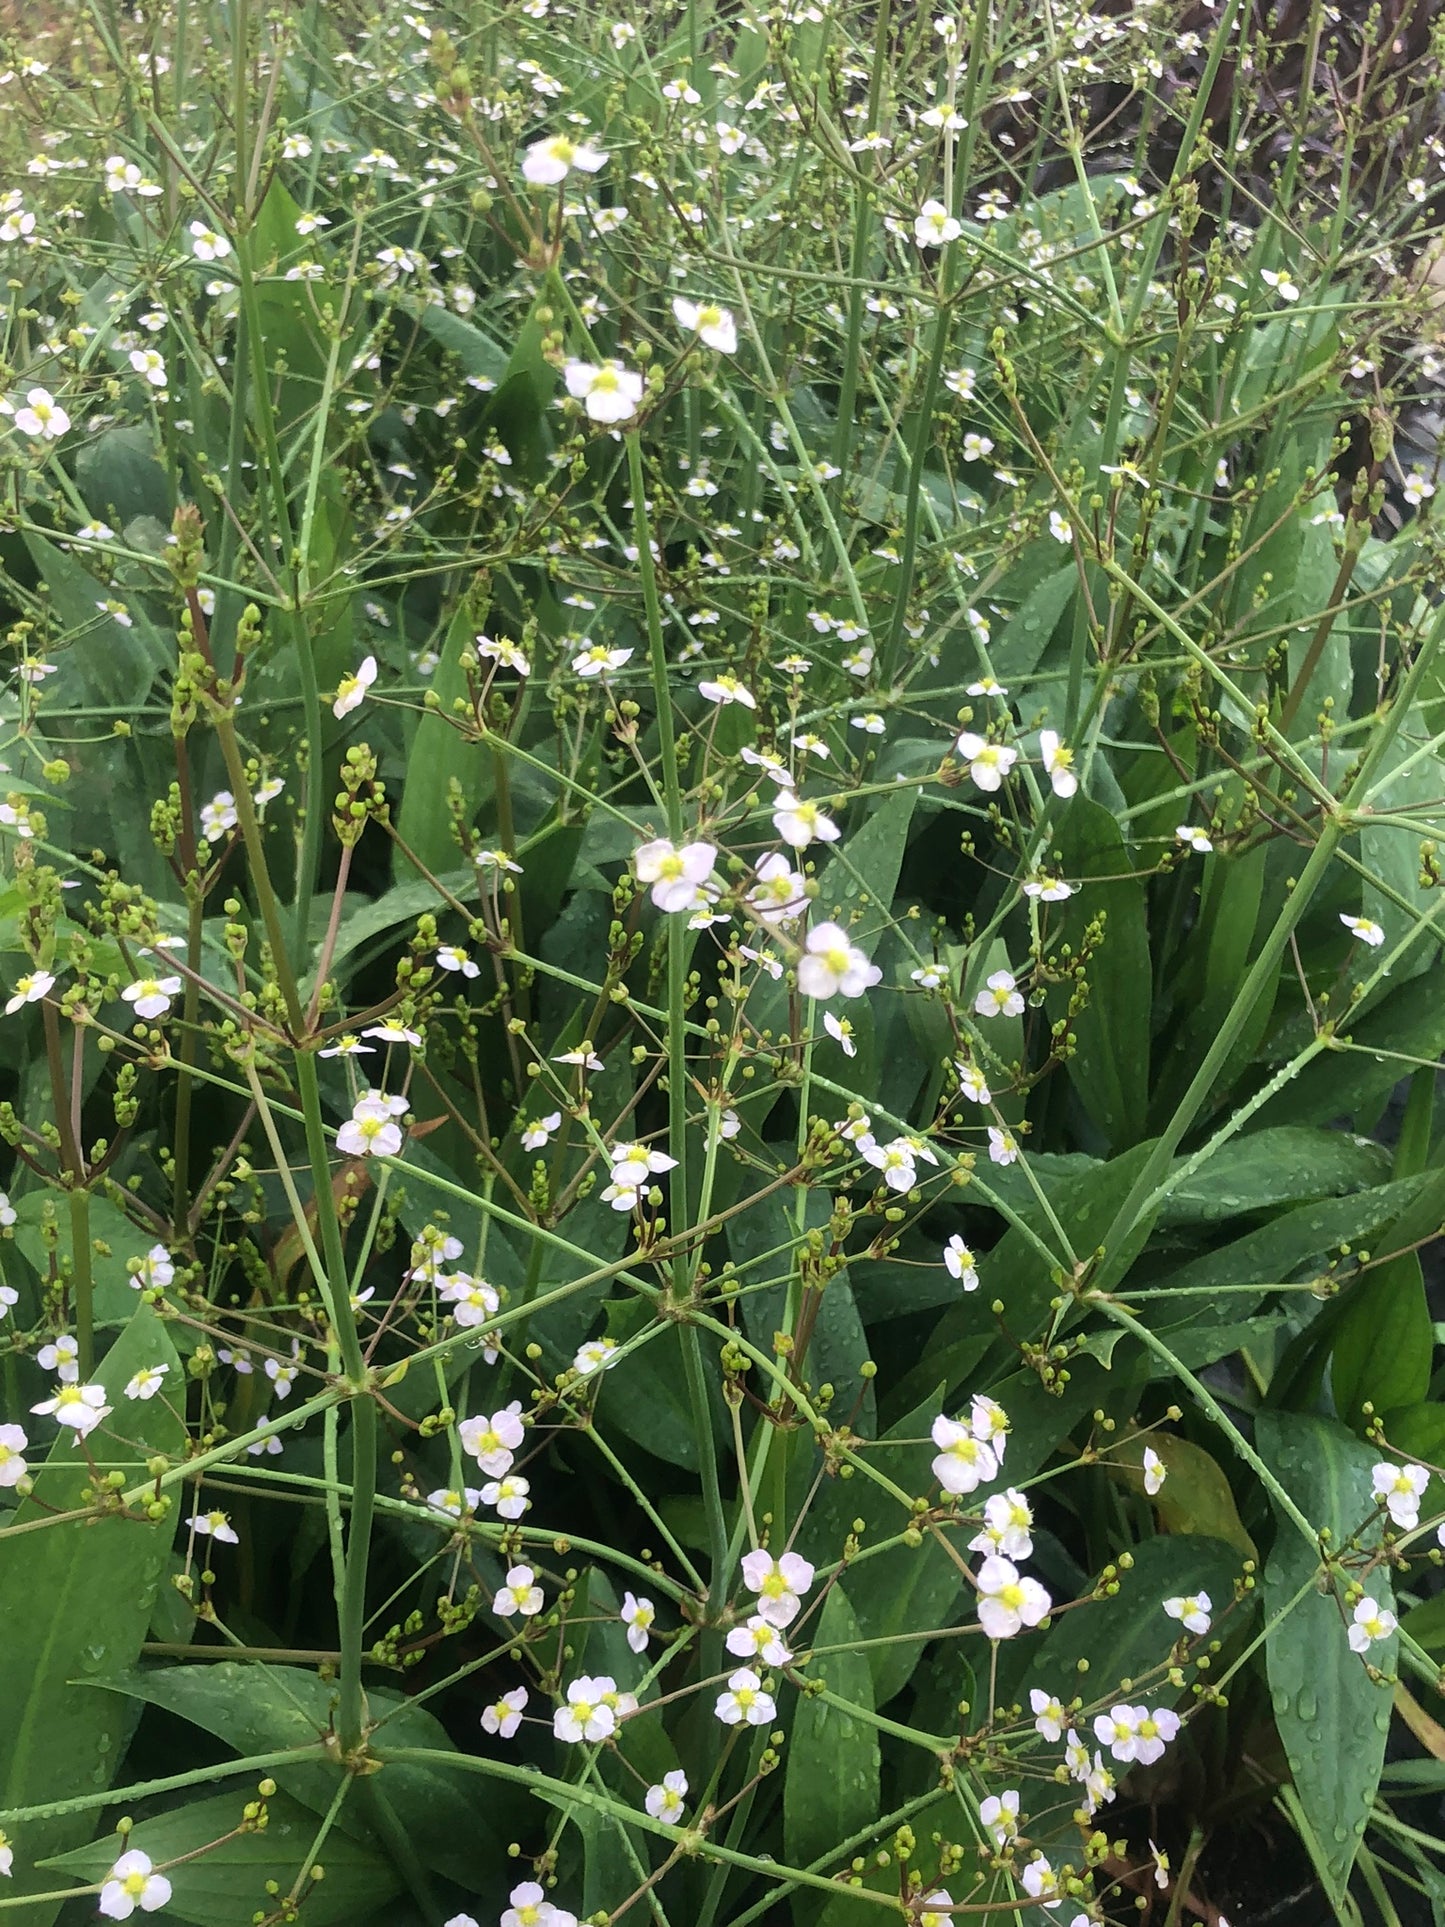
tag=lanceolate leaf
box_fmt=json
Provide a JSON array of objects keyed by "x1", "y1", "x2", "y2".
[
  {"x1": 0, "y1": 1308, "x2": 183, "y2": 1927},
  {"x1": 784, "y1": 1585, "x2": 880, "y2": 1920},
  {"x1": 1257, "y1": 1412, "x2": 1395, "y2": 1903}
]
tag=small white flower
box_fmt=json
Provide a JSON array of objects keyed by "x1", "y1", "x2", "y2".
[
  {"x1": 725, "y1": 1615, "x2": 793, "y2": 1666},
  {"x1": 645, "y1": 1768, "x2": 689, "y2": 1823},
  {"x1": 824, "y1": 1011, "x2": 858, "y2": 1057},
  {"x1": 976, "y1": 1554, "x2": 1051, "y2": 1639},
  {"x1": 1340, "y1": 913, "x2": 1385, "y2": 948},
  {"x1": 954, "y1": 733, "x2": 1018, "y2": 792},
  {"x1": 1175, "y1": 825, "x2": 1212, "y2": 854},
  {"x1": 332, "y1": 654, "x2": 377, "y2": 719},
  {"x1": 987, "y1": 1125, "x2": 1019, "y2": 1166},
  {"x1": 522, "y1": 133, "x2": 607, "y2": 184},
  {"x1": 962, "y1": 431, "x2": 994, "y2": 462},
  {"x1": 956, "y1": 1060, "x2": 991, "y2": 1104},
  {"x1": 1164, "y1": 1592, "x2": 1212, "y2": 1636},
  {"x1": 747, "y1": 853, "x2": 808, "y2": 926},
  {"x1": 698, "y1": 672, "x2": 755, "y2": 707},
  {"x1": 493, "y1": 1564, "x2": 545, "y2": 1618},
  {"x1": 797, "y1": 922, "x2": 880, "y2": 1000},
  {"x1": 772, "y1": 790, "x2": 840, "y2": 849},
  {"x1": 979, "y1": 1790, "x2": 1020, "y2": 1845},
  {"x1": 32, "y1": 1380, "x2": 110, "y2": 1435},
  {"x1": 459, "y1": 1401, "x2": 525, "y2": 1475},
  {"x1": 99, "y1": 1850, "x2": 172, "y2": 1919},
  {"x1": 200, "y1": 792, "x2": 238, "y2": 841},
  {"x1": 673, "y1": 296, "x2": 738, "y2": 353},
  {"x1": 931, "y1": 1414, "x2": 997, "y2": 1495},
  {"x1": 915, "y1": 198, "x2": 962, "y2": 247},
  {"x1": 522, "y1": 1110, "x2": 563, "y2": 1152},
  {"x1": 572, "y1": 642, "x2": 633, "y2": 677},
  {"x1": 564, "y1": 359, "x2": 643, "y2": 425},
  {"x1": 740, "y1": 1547, "x2": 815, "y2": 1628},
  {"x1": 123, "y1": 1362, "x2": 170, "y2": 1402},
  {"x1": 1261, "y1": 267, "x2": 1299, "y2": 302},
  {"x1": 574, "y1": 1336, "x2": 620, "y2": 1377},
  {"x1": 0, "y1": 1423, "x2": 29, "y2": 1487},
  {"x1": 13, "y1": 388, "x2": 69, "y2": 439},
  {"x1": 5, "y1": 969, "x2": 55, "y2": 1014},
  {"x1": 1348, "y1": 1595, "x2": 1397, "y2": 1653},
  {"x1": 1142, "y1": 1446, "x2": 1166, "y2": 1495},
  {"x1": 1031, "y1": 1689, "x2": 1067, "y2": 1742},
  {"x1": 482, "y1": 1473, "x2": 531, "y2": 1519},
  {"x1": 715, "y1": 1666, "x2": 776, "y2": 1725},
  {"x1": 944, "y1": 1234, "x2": 978, "y2": 1291},
  {"x1": 482, "y1": 1685, "x2": 528, "y2": 1736},
  {"x1": 621, "y1": 1591, "x2": 656, "y2": 1652},
  {"x1": 188, "y1": 220, "x2": 231, "y2": 262},
  {"x1": 1372, "y1": 1460, "x2": 1429, "y2": 1531},
  {"x1": 633, "y1": 837, "x2": 717, "y2": 913},
  {"x1": 974, "y1": 969, "x2": 1023, "y2": 1019},
  {"x1": 1038, "y1": 729, "x2": 1078, "y2": 798},
  {"x1": 122, "y1": 975, "x2": 182, "y2": 1021},
  {"x1": 188, "y1": 1508, "x2": 239, "y2": 1544},
  {"x1": 554, "y1": 1674, "x2": 617, "y2": 1742}
]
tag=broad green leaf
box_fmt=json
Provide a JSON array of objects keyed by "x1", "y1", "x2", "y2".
[
  {"x1": 392, "y1": 601, "x2": 490, "y2": 881},
  {"x1": 785, "y1": 1585, "x2": 880, "y2": 1916},
  {"x1": 1257, "y1": 1412, "x2": 1395, "y2": 1902},
  {"x1": 988, "y1": 561, "x2": 1078, "y2": 683},
  {"x1": 1020, "y1": 1534, "x2": 1245, "y2": 1704},
  {"x1": 96, "y1": 1662, "x2": 511, "y2": 1892},
  {"x1": 23, "y1": 533, "x2": 165, "y2": 708},
  {"x1": 821, "y1": 785, "x2": 918, "y2": 925},
  {"x1": 75, "y1": 427, "x2": 172, "y2": 528},
  {"x1": 11, "y1": 1188, "x2": 158, "y2": 1328},
  {"x1": 1256, "y1": 972, "x2": 1445, "y2": 1128},
  {"x1": 1359, "y1": 735, "x2": 1445, "y2": 987},
  {"x1": 1157, "y1": 1127, "x2": 1389, "y2": 1226},
  {"x1": 415, "y1": 304, "x2": 510, "y2": 384},
  {"x1": 40, "y1": 1788, "x2": 398, "y2": 1927},
  {"x1": 1330, "y1": 1252, "x2": 1432, "y2": 1431},
  {"x1": 1046, "y1": 799, "x2": 1150, "y2": 1148},
  {"x1": 599, "y1": 1294, "x2": 725, "y2": 1471},
  {"x1": 0, "y1": 1307, "x2": 183, "y2": 1927}
]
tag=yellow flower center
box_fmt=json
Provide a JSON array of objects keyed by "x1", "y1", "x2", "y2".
[
  {"x1": 591, "y1": 367, "x2": 619, "y2": 392},
  {"x1": 122, "y1": 1873, "x2": 149, "y2": 1897},
  {"x1": 821, "y1": 945, "x2": 851, "y2": 976},
  {"x1": 998, "y1": 1582, "x2": 1025, "y2": 1611}
]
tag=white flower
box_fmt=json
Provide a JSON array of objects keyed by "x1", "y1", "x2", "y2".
[
  {"x1": 1348, "y1": 1596, "x2": 1398, "y2": 1653},
  {"x1": 772, "y1": 790, "x2": 840, "y2": 849},
  {"x1": 915, "y1": 198, "x2": 962, "y2": 247},
  {"x1": 126, "y1": 1244, "x2": 170, "y2": 1297},
  {"x1": 1031, "y1": 1689, "x2": 1067, "y2": 1742},
  {"x1": 740, "y1": 1547, "x2": 815, "y2": 1628},
  {"x1": 918, "y1": 1893, "x2": 954, "y2": 1927},
  {"x1": 852, "y1": 711, "x2": 886, "y2": 735},
  {"x1": 972, "y1": 1488, "x2": 1034, "y2": 1561},
  {"x1": 974, "y1": 969, "x2": 1023, "y2": 1019},
  {"x1": 502, "y1": 1882, "x2": 577, "y2": 1927},
  {"x1": 1038, "y1": 730, "x2": 1078, "y2": 798},
  {"x1": 494, "y1": 1564, "x2": 545, "y2": 1618},
  {"x1": 956, "y1": 1060, "x2": 991, "y2": 1104},
  {"x1": 333, "y1": 655, "x2": 377, "y2": 718},
  {"x1": 32, "y1": 1380, "x2": 110, "y2": 1436},
  {"x1": 610, "y1": 1140, "x2": 679, "y2": 1187},
  {"x1": 931, "y1": 1414, "x2": 997, "y2": 1496},
  {"x1": 188, "y1": 220, "x2": 231, "y2": 261},
  {"x1": 574, "y1": 1336, "x2": 620, "y2": 1376},
  {"x1": 188, "y1": 1508, "x2": 239, "y2": 1544},
  {"x1": 475, "y1": 632, "x2": 531, "y2": 675},
  {"x1": 0, "y1": 1423, "x2": 28, "y2": 1487},
  {"x1": 747, "y1": 853, "x2": 807, "y2": 926},
  {"x1": 482, "y1": 1473, "x2": 531, "y2": 1519},
  {"x1": 1175, "y1": 825, "x2": 1212, "y2": 854},
  {"x1": 199, "y1": 791, "x2": 237, "y2": 842},
  {"x1": 621, "y1": 1591, "x2": 655, "y2": 1652},
  {"x1": 523, "y1": 1111, "x2": 563, "y2": 1151},
  {"x1": 725, "y1": 1615, "x2": 793, "y2": 1665},
  {"x1": 797, "y1": 922, "x2": 881, "y2": 1000},
  {"x1": 912, "y1": 962, "x2": 947, "y2": 989},
  {"x1": 99, "y1": 1850, "x2": 172, "y2": 1919},
  {"x1": 124, "y1": 1362, "x2": 170, "y2": 1402},
  {"x1": 37, "y1": 1334, "x2": 80, "y2": 1381},
  {"x1": 633, "y1": 837, "x2": 717, "y2": 913},
  {"x1": 823, "y1": 1011, "x2": 857, "y2": 1057},
  {"x1": 674, "y1": 297, "x2": 738, "y2": 353},
  {"x1": 459, "y1": 1401, "x2": 525, "y2": 1475},
  {"x1": 436, "y1": 942, "x2": 480, "y2": 977},
  {"x1": 976, "y1": 1554, "x2": 1051, "y2": 1639},
  {"x1": 1021, "y1": 1853, "x2": 1060, "y2": 1907},
  {"x1": 1023, "y1": 873, "x2": 1073, "y2": 902},
  {"x1": 1142, "y1": 1446, "x2": 1166, "y2": 1495},
  {"x1": 645, "y1": 1769, "x2": 689, "y2": 1823},
  {"x1": 1340, "y1": 913, "x2": 1385, "y2": 948},
  {"x1": 554, "y1": 1674, "x2": 617, "y2": 1743},
  {"x1": 1164, "y1": 1592, "x2": 1212, "y2": 1636},
  {"x1": 1049, "y1": 509, "x2": 1072, "y2": 542},
  {"x1": 426, "y1": 1486, "x2": 482, "y2": 1520},
  {"x1": 987, "y1": 1125, "x2": 1019, "y2": 1165},
  {"x1": 698, "y1": 672, "x2": 755, "y2": 707},
  {"x1": 954, "y1": 733, "x2": 1018, "y2": 792},
  {"x1": 128, "y1": 348, "x2": 168, "y2": 388},
  {"x1": 1095, "y1": 1702, "x2": 1179, "y2": 1764},
  {"x1": 572, "y1": 642, "x2": 633, "y2": 677},
  {"x1": 564, "y1": 359, "x2": 643, "y2": 425},
  {"x1": 1261, "y1": 267, "x2": 1299, "y2": 302},
  {"x1": 481, "y1": 1685, "x2": 528, "y2": 1736},
  {"x1": 13, "y1": 388, "x2": 69, "y2": 439},
  {"x1": 715, "y1": 1666, "x2": 776, "y2": 1725},
  {"x1": 122, "y1": 975, "x2": 182, "y2": 1021},
  {"x1": 522, "y1": 133, "x2": 607, "y2": 184},
  {"x1": 6, "y1": 969, "x2": 55, "y2": 1014},
  {"x1": 1372, "y1": 1460, "x2": 1429, "y2": 1531},
  {"x1": 962, "y1": 432, "x2": 994, "y2": 463},
  {"x1": 944, "y1": 1235, "x2": 978, "y2": 1291},
  {"x1": 335, "y1": 1091, "x2": 405, "y2": 1157},
  {"x1": 979, "y1": 1789, "x2": 1020, "y2": 1845}
]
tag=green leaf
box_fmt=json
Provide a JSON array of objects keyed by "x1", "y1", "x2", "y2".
[
  {"x1": 1330, "y1": 1252, "x2": 1432, "y2": 1431},
  {"x1": 1257, "y1": 973, "x2": 1445, "y2": 1129},
  {"x1": 1157, "y1": 1126, "x2": 1390, "y2": 1227},
  {"x1": 95, "y1": 1663, "x2": 511, "y2": 1892},
  {"x1": 75, "y1": 427, "x2": 172, "y2": 528},
  {"x1": 1045, "y1": 799, "x2": 1150, "y2": 1148},
  {"x1": 23, "y1": 533, "x2": 164, "y2": 708},
  {"x1": 392, "y1": 601, "x2": 490, "y2": 881},
  {"x1": 989, "y1": 561, "x2": 1078, "y2": 683},
  {"x1": 1257, "y1": 1412, "x2": 1395, "y2": 1902},
  {"x1": 1020, "y1": 1534, "x2": 1245, "y2": 1705},
  {"x1": 1106, "y1": 1433, "x2": 1257, "y2": 1559},
  {"x1": 0, "y1": 1307, "x2": 183, "y2": 1926},
  {"x1": 11, "y1": 1188, "x2": 157, "y2": 1328},
  {"x1": 40, "y1": 1788, "x2": 399, "y2": 1927},
  {"x1": 785, "y1": 1585, "x2": 880, "y2": 1916}
]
